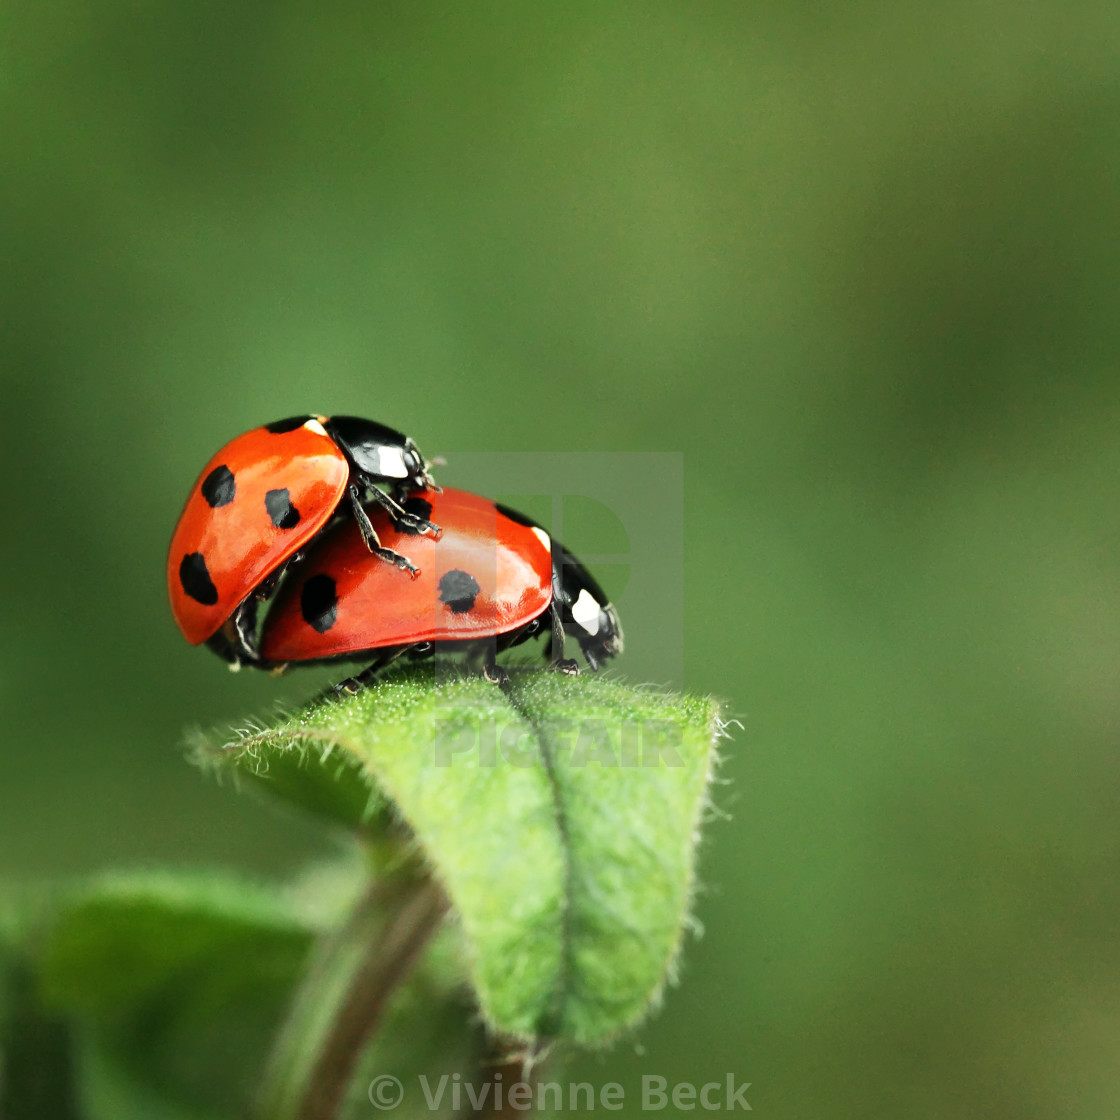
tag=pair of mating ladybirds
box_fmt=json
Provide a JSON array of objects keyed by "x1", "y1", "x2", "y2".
[{"x1": 167, "y1": 415, "x2": 622, "y2": 688}]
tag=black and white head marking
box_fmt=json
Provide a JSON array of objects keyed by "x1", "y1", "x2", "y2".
[
  {"x1": 551, "y1": 542, "x2": 624, "y2": 668},
  {"x1": 569, "y1": 587, "x2": 604, "y2": 636}
]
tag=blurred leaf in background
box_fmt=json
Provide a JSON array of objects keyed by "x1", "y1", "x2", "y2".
[{"x1": 2, "y1": 2, "x2": 1120, "y2": 1116}]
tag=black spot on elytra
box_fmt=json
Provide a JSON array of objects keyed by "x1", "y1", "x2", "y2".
[
  {"x1": 265, "y1": 488, "x2": 301, "y2": 529},
  {"x1": 301, "y1": 574, "x2": 338, "y2": 633},
  {"x1": 392, "y1": 495, "x2": 434, "y2": 535},
  {"x1": 439, "y1": 569, "x2": 480, "y2": 614},
  {"x1": 200, "y1": 464, "x2": 236, "y2": 507},
  {"x1": 264, "y1": 415, "x2": 312, "y2": 434},
  {"x1": 179, "y1": 552, "x2": 218, "y2": 605}
]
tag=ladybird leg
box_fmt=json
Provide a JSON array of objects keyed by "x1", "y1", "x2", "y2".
[
  {"x1": 227, "y1": 556, "x2": 299, "y2": 671},
  {"x1": 544, "y1": 607, "x2": 579, "y2": 674},
  {"x1": 205, "y1": 629, "x2": 243, "y2": 669},
  {"x1": 362, "y1": 481, "x2": 442, "y2": 538},
  {"x1": 410, "y1": 473, "x2": 443, "y2": 495},
  {"x1": 410, "y1": 448, "x2": 445, "y2": 494},
  {"x1": 333, "y1": 645, "x2": 412, "y2": 694},
  {"x1": 481, "y1": 649, "x2": 511, "y2": 689},
  {"x1": 551, "y1": 607, "x2": 565, "y2": 660},
  {"x1": 381, "y1": 490, "x2": 441, "y2": 537},
  {"x1": 253, "y1": 552, "x2": 300, "y2": 601},
  {"x1": 347, "y1": 485, "x2": 422, "y2": 577},
  {"x1": 204, "y1": 605, "x2": 262, "y2": 669},
  {"x1": 230, "y1": 596, "x2": 262, "y2": 662},
  {"x1": 393, "y1": 475, "x2": 444, "y2": 505}
]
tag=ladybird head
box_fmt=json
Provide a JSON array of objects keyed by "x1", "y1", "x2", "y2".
[
  {"x1": 404, "y1": 437, "x2": 441, "y2": 491},
  {"x1": 325, "y1": 416, "x2": 434, "y2": 488}
]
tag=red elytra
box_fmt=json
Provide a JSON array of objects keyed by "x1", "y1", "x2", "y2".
[
  {"x1": 167, "y1": 419, "x2": 351, "y2": 646},
  {"x1": 259, "y1": 488, "x2": 554, "y2": 662}
]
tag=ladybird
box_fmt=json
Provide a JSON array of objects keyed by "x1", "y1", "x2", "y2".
[
  {"x1": 256, "y1": 487, "x2": 623, "y2": 686},
  {"x1": 167, "y1": 415, "x2": 440, "y2": 666}
]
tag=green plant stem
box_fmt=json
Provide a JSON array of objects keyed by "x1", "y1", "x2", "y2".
[
  {"x1": 0, "y1": 960, "x2": 81, "y2": 1120},
  {"x1": 257, "y1": 867, "x2": 448, "y2": 1120},
  {"x1": 469, "y1": 1050, "x2": 540, "y2": 1120}
]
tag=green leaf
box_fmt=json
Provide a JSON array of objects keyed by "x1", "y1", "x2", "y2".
[
  {"x1": 0, "y1": 880, "x2": 85, "y2": 1120},
  {"x1": 37, "y1": 867, "x2": 348, "y2": 1117},
  {"x1": 200, "y1": 667, "x2": 722, "y2": 1046},
  {"x1": 189, "y1": 718, "x2": 387, "y2": 834},
  {"x1": 0, "y1": 960, "x2": 82, "y2": 1120},
  {"x1": 508, "y1": 671, "x2": 721, "y2": 1043},
  {"x1": 40, "y1": 869, "x2": 323, "y2": 1017},
  {"x1": 33, "y1": 862, "x2": 473, "y2": 1120}
]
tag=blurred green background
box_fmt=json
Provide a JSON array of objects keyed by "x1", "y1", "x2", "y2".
[{"x1": 3, "y1": 2, "x2": 1120, "y2": 1115}]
